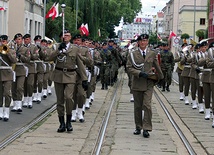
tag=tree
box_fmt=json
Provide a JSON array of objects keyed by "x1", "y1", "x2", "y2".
[
  {"x1": 45, "y1": 0, "x2": 142, "y2": 40},
  {"x1": 181, "y1": 33, "x2": 190, "y2": 44},
  {"x1": 196, "y1": 29, "x2": 205, "y2": 41}
]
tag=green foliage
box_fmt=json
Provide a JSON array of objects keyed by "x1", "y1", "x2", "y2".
[
  {"x1": 45, "y1": 0, "x2": 142, "y2": 40},
  {"x1": 196, "y1": 30, "x2": 205, "y2": 38},
  {"x1": 181, "y1": 33, "x2": 190, "y2": 39}
]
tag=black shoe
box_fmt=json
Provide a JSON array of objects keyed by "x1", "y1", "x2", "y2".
[
  {"x1": 28, "y1": 105, "x2": 33, "y2": 109},
  {"x1": 22, "y1": 105, "x2": 27, "y2": 108},
  {"x1": 79, "y1": 119, "x2": 85, "y2": 123},
  {"x1": 57, "y1": 116, "x2": 66, "y2": 133},
  {"x1": 133, "y1": 129, "x2": 141, "y2": 135},
  {"x1": 166, "y1": 86, "x2": 170, "y2": 92},
  {"x1": 3, "y1": 118, "x2": 8, "y2": 122},
  {"x1": 0, "y1": 117, "x2": 2, "y2": 120},
  {"x1": 17, "y1": 109, "x2": 22, "y2": 113},
  {"x1": 162, "y1": 89, "x2": 165, "y2": 92},
  {"x1": 143, "y1": 130, "x2": 150, "y2": 138}
]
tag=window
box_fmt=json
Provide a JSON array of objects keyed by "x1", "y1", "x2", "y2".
[{"x1": 200, "y1": 18, "x2": 205, "y2": 25}]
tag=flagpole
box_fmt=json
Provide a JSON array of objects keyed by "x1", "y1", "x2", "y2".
[
  {"x1": 61, "y1": 4, "x2": 66, "y2": 38},
  {"x1": 43, "y1": 0, "x2": 46, "y2": 38},
  {"x1": 76, "y1": 0, "x2": 78, "y2": 30}
]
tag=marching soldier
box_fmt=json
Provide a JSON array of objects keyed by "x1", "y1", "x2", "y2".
[
  {"x1": 32, "y1": 35, "x2": 46, "y2": 104},
  {"x1": 126, "y1": 34, "x2": 164, "y2": 138},
  {"x1": 0, "y1": 35, "x2": 17, "y2": 121},
  {"x1": 71, "y1": 34, "x2": 93, "y2": 122},
  {"x1": 189, "y1": 44, "x2": 201, "y2": 109},
  {"x1": 198, "y1": 41, "x2": 212, "y2": 120},
  {"x1": 22, "y1": 34, "x2": 39, "y2": 108},
  {"x1": 174, "y1": 44, "x2": 185, "y2": 101},
  {"x1": 180, "y1": 43, "x2": 192, "y2": 105},
  {"x1": 47, "y1": 29, "x2": 87, "y2": 132},
  {"x1": 99, "y1": 42, "x2": 112, "y2": 90},
  {"x1": 11, "y1": 33, "x2": 31, "y2": 113},
  {"x1": 160, "y1": 43, "x2": 175, "y2": 92},
  {"x1": 206, "y1": 42, "x2": 214, "y2": 127}
]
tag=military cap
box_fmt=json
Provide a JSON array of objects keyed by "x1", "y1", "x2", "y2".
[
  {"x1": 200, "y1": 41, "x2": 208, "y2": 47},
  {"x1": 102, "y1": 42, "x2": 107, "y2": 46},
  {"x1": 195, "y1": 44, "x2": 201, "y2": 50},
  {"x1": 14, "y1": 33, "x2": 22, "y2": 40},
  {"x1": 209, "y1": 42, "x2": 214, "y2": 48},
  {"x1": 23, "y1": 34, "x2": 31, "y2": 39},
  {"x1": 72, "y1": 34, "x2": 82, "y2": 40},
  {"x1": 108, "y1": 39, "x2": 114, "y2": 43},
  {"x1": 137, "y1": 34, "x2": 149, "y2": 41},
  {"x1": 34, "y1": 35, "x2": 42, "y2": 41},
  {"x1": 0, "y1": 35, "x2": 8, "y2": 41},
  {"x1": 59, "y1": 29, "x2": 71, "y2": 38},
  {"x1": 41, "y1": 39, "x2": 47, "y2": 43},
  {"x1": 181, "y1": 43, "x2": 188, "y2": 47},
  {"x1": 47, "y1": 40, "x2": 52, "y2": 44}
]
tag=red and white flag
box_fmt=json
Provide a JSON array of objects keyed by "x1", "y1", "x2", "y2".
[
  {"x1": 0, "y1": 7, "x2": 5, "y2": 11},
  {"x1": 157, "y1": 33, "x2": 162, "y2": 41},
  {"x1": 168, "y1": 31, "x2": 176, "y2": 40},
  {"x1": 79, "y1": 23, "x2": 89, "y2": 36},
  {"x1": 45, "y1": 2, "x2": 59, "y2": 20}
]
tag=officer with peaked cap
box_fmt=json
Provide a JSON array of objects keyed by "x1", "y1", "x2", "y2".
[
  {"x1": 46, "y1": 29, "x2": 87, "y2": 133},
  {"x1": 126, "y1": 34, "x2": 164, "y2": 138}
]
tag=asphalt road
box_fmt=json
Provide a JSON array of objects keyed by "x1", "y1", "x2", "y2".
[{"x1": 0, "y1": 88, "x2": 56, "y2": 142}]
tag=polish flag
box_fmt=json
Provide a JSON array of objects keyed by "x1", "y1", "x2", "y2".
[
  {"x1": 45, "y1": 2, "x2": 59, "y2": 20},
  {"x1": 168, "y1": 31, "x2": 176, "y2": 40},
  {"x1": 79, "y1": 23, "x2": 89, "y2": 36},
  {"x1": 0, "y1": 7, "x2": 5, "y2": 11},
  {"x1": 157, "y1": 33, "x2": 162, "y2": 41}
]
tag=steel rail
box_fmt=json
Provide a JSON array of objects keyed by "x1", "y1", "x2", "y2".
[
  {"x1": 0, "y1": 104, "x2": 56, "y2": 150},
  {"x1": 91, "y1": 70, "x2": 123, "y2": 155},
  {"x1": 154, "y1": 90, "x2": 196, "y2": 155}
]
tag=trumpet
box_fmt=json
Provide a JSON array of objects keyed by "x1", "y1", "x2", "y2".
[{"x1": 0, "y1": 44, "x2": 9, "y2": 54}]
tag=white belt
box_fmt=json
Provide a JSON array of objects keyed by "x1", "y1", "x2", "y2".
[
  {"x1": 184, "y1": 65, "x2": 191, "y2": 68},
  {"x1": 34, "y1": 60, "x2": 43, "y2": 63},
  {"x1": 203, "y1": 69, "x2": 212, "y2": 71},
  {"x1": 199, "y1": 67, "x2": 204, "y2": 70},
  {"x1": 16, "y1": 63, "x2": 24, "y2": 65},
  {"x1": 0, "y1": 66, "x2": 12, "y2": 70}
]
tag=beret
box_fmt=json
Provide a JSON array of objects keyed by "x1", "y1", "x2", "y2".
[
  {"x1": 23, "y1": 34, "x2": 31, "y2": 39},
  {"x1": 195, "y1": 44, "x2": 201, "y2": 50},
  {"x1": 34, "y1": 35, "x2": 42, "y2": 41},
  {"x1": 59, "y1": 29, "x2": 71, "y2": 38},
  {"x1": 73, "y1": 34, "x2": 82, "y2": 40}
]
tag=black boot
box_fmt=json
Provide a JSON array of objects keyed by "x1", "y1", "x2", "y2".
[
  {"x1": 101, "y1": 83, "x2": 104, "y2": 90},
  {"x1": 105, "y1": 84, "x2": 108, "y2": 90},
  {"x1": 66, "y1": 115, "x2": 73, "y2": 132},
  {"x1": 57, "y1": 116, "x2": 66, "y2": 133},
  {"x1": 166, "y1": 85, "x2": 170, "y2": 92}
]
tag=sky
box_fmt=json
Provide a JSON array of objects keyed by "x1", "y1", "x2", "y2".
[
  {"x1": 139, "y1": 0, "x2": 169, "y2": 17},
  {"x1": 115, "y1": 0, "x2": 169, "y2": 32}
]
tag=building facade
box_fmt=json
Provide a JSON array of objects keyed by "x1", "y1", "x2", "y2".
[
  {"x1": 209, "y1": 0, "x2": 214, "y2": 39},
  {"x1": 7, "y1": 0, "x2": 44, "y2": 40}
]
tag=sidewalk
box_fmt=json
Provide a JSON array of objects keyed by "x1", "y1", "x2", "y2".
[{"x1": 0, "y1": 74, "x2": 185, "y2": 155}]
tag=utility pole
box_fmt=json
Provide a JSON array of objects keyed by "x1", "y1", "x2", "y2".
[
  {"x1": 193, "y1": 0, "x2": 196, "y2": 41},
  {"x1": 76, "y1": 0, "x2": 78, "y2": 30},
  {"x1": 43, "y1": 0, "x2": 46, "y2": 38}
]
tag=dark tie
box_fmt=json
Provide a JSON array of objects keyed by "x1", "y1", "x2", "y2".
[{"x1": 143, "y1": 51, "x2": 146, "y2": 59}]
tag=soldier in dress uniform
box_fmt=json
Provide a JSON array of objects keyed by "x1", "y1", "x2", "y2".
[
  {"x1": 22, "y1": 34, "x2": 39, "y2": 108},
  {"x1": 126, "y1": 34, "x2": 164, "y2": 138},
  {"x1": 71, "y1": 34, "x2": 93, "y2": 122},
  {"x1": 174, "y1": 44, "x2": 186, "y2": 101},
  {"x1": 47, "y1": 29, "x2": 87, "y2": 132},
  {"x1": 180, "y1": 43, "x2": 192, "y2": 105},
  {"x1": 11, "y1": 33, "x2": 31, "y2": 113},
  {"x1": 160, "y1": 43, "x2": 175, "y2": 92},
  {"x1": 47, "y1": 40, "x2": 54, "y2": 95},
  {"x1": 0, "y1": 35, "x2": 17, "y2": 121},
  {"x1": 189, "y1": 44, "x2": 201, "y2": 109},
  {"x1": 198, "y1": 41, "x2": 212, "y2": 120},
  {"x1": 32, "y1": 35, "x2": 46, "y2": 104},
  {"x1": 206, "y1": 42, "x2": 214, "y2": 127}
]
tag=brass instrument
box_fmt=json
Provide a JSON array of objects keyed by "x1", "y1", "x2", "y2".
[
  {"x1": 178, "y1": 62, "x2": 184, "y2": 70},
  {"x1": 0, "y1": 44, "x2": 9, "y2": 54}
]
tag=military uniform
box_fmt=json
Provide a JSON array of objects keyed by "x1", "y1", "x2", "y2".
[
  {"x1": 11, "y1": 33, "x2": 31, "y2": 113},
  {"x1": 160, "y1": 45, "x2": 175, "y2": 92},
  {"x1": 126, "y1": 34, "x2": 164, "y2": 138},
  {"x1": 0, "y1": 35, "x2": 17, "y2": 121},
  {"x1": 48, "y1": 30, "x2": 87, "y2": 132}
]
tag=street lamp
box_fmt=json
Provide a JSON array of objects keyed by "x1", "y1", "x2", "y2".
[{"x1": 61, "y1": 4, "x2": 66, "y2": 37}]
